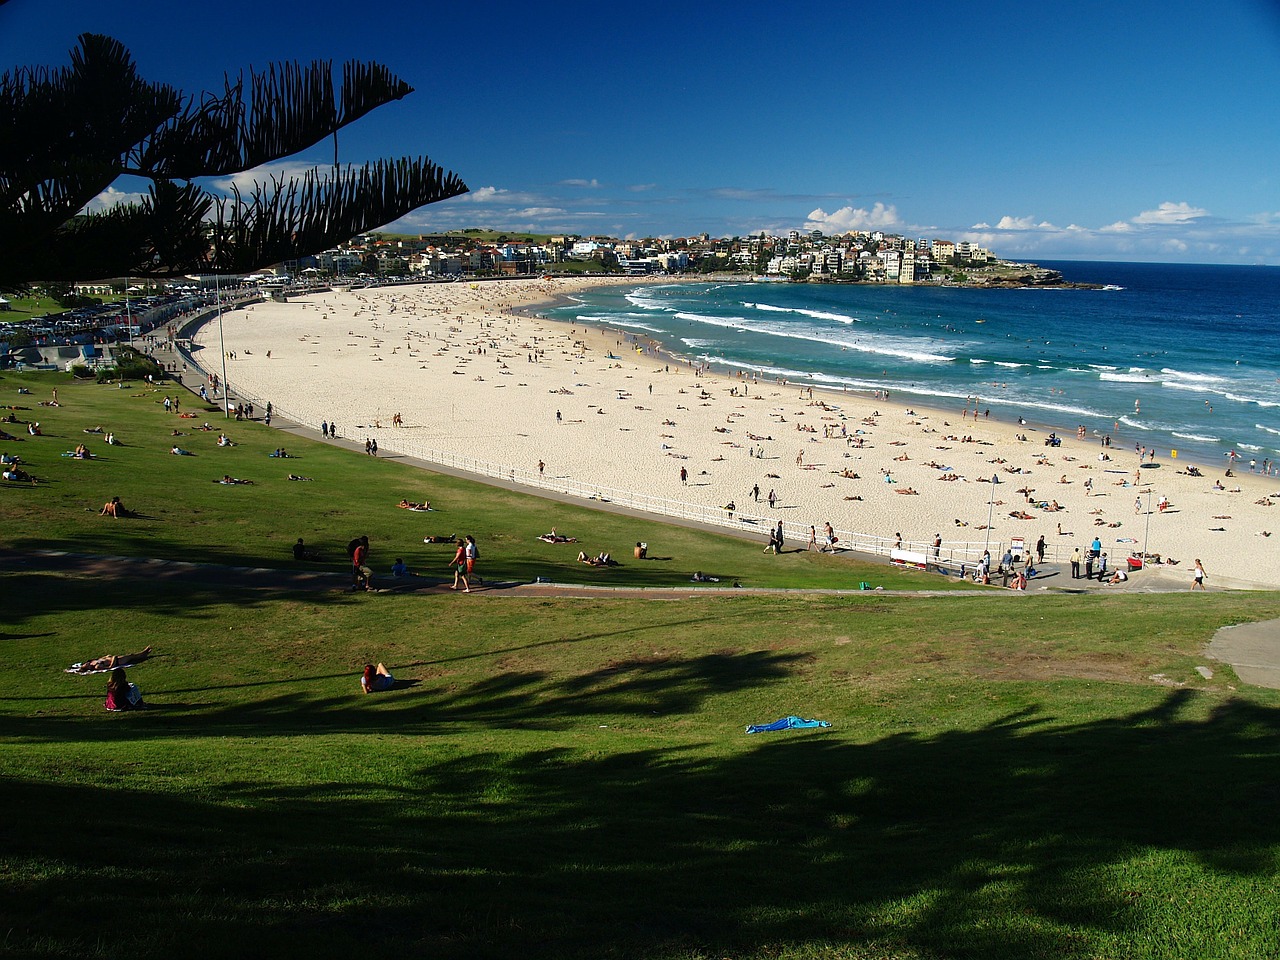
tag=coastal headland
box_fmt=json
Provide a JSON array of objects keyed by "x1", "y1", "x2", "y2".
[{"x1": 191, "y1": 277, "x2": 1280, "y2": 589}]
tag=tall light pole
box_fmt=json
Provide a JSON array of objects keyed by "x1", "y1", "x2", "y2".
[
  {"x1": 1142, "y1": 484, "x2": 1153, "y2": 567},
  {"x1": 215, "y1": 273, "x2": 230, "y2": 419},
  {"x1": 124, "y1": 280, "x2": 133, "y2": 352},
  {"x1": 984, "y1": 473, "x2": 998, "y2": 565}
]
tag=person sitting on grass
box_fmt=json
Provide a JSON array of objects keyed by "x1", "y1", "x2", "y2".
[
  {"x1": 293, "y1": 538, "x2": 320, "y2": 561},
  {"x1": 361, "y1": 663, "x2": 396, "y2": 693},
  {"x1": 104, "y1": 667, "x2": 145, "y2": 711},
  {"x1": 391, "y1": 557, "x2": 412, "y2": 577},
  {"x1": 99, "y1": 496, "x2": 130, "y2": 518}
]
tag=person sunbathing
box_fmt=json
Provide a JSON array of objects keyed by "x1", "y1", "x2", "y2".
[
  {"x1": 170, "y1": 446, "x2": 193, "y2": 456},
  {"x1": 538, "y1": 529, "x2": 577, "y2": 543},
  {"x1": 75, "y1": 646, "x2": 152, "y2": 673},
  {"x1": 361, "y1": 663, "x2": 396, "y2": 693},
  {"x1": 397, "y1": 499, "x2": 431, "y2": 510},
  {"x1": 217, "y1": 475, "x2": 253, "y2": 484}
]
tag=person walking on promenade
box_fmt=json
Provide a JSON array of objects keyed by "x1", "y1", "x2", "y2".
[
  {"x1": 464, "y1": 534, "x2": 481, "y2": 585},
  {"x1": 1191, "y1": 559, "x2": 1207, "y2": 590},
  {"x1": 1070, "y1": 547, "x2": 1081, "y2": 579},
  {"x1": 450, "y1": 540, "x2": 470, "y2": 592}
]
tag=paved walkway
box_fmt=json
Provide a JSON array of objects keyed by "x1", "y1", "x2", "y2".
[
  {"x1": 1207, "y1": 620, "x2": 1280, "y2": 690},
  {"x1": 13, "y1": 548, "x2": 1280, "y2": 686}
]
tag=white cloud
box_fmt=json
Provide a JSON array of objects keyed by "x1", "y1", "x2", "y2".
[
  {"x1": 210, "y1": 160, "x2": 326, "y2": 195},
  {"x1": 804, "y1": 202, "x2": 900, "y2": 232},
  {"x1": 514, "y1": 207, "x2": 566, "y2": 218},
  {"x1": 560, "y1": 178, "x2": 600, "y2": 188},
  {"x1": 994, "y1": 215, "x2": 1056, "y2": 231},
  {"x1": 81, "y1": 186, "x2": 149, "y2": 213},
  {"x1": 1099, "y1": 221, "x2": 1132, "y2": 233},
  {"x1": 469, "y1": 186, "x2": 508, "y2": 203},
  {"x1": 1132, "y1": 201, "x2": 1209, "y2": 225}
]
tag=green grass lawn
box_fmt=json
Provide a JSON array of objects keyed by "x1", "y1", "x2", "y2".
[
  {"x1": 4, "y1": 370, "x2": 1280, "y2": 960},
  {"x1": 0, "y1": 370, "x2": 970, "y2": 591}
]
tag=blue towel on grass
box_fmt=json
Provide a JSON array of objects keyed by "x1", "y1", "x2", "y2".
[{"x1": 746, "y1": 715, "x2": 831, "y2": 734}]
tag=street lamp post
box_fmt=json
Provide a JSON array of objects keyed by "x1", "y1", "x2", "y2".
[
  {"x1": 1143, "y1": 484, "x2": 1153, "y2": 566},
  {"x1": 124, "y1": 280, "x2": 132, "y2": 352},
  {"x1": 983, "y1": 473, "x2": 998, "y2": 571},
  {"x1": 215, "y1": 274, "x2": 230, "y2": 420}
]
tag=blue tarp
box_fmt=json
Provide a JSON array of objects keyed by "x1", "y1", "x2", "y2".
[{"x1": 745, "y1": 715, "x2": 831, "y2": 734}]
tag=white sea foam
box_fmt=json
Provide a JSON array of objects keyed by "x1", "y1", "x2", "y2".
[
  {"x1": 673, "y1": 311, "x2": 957, "y2": 363},
  {"x1": 1160, "y1": 367, "x2": 1228, "y2": 384},
  {"x1": 969, "y1": 359, "x2": 989, "y2": 365},
  {"x1": 1237, "y1": 443, "x2": 1263, "y2": 451},
  {"x1": 624, "y1": 291, "x2": 676, "y2": 312},
  {"x1": 994, "y1": 361, "x2": 1026, "y2": 369},
  {"x1": 580, "y1": 313, "x2": 665, "y2": 334},
  {"x1": 744, "y1": 302, "x2": 858, "y2": 324},
  {"x1": 1224, "y1": 392, "x2": 1279, "y2": 409},
  {"x1": 1256, "y1": 424, "x2": 1280, "y2": 437},
  {"x1": 1099, "y1": 372, "x2": 1157, "y2": 383},
  {"x1": 1172, "y1": 432, "x2": 1221, "y2": 443}
]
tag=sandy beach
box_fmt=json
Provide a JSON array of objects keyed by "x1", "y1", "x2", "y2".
[{"x1": 190, "y1": 278, "x2": 1280, "y2": 589}]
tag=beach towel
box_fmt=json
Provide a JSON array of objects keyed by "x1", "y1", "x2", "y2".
[
  {"x1": 746, "y1": 715, "x2": 831, "y2": 734},
  {"x1": 66, "y1": 661, "x2": 147, "y2": 675}
]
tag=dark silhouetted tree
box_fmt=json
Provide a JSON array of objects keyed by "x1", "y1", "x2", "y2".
[{"x1": 0, "y1": 33, "x2": 468, "y2": 289}]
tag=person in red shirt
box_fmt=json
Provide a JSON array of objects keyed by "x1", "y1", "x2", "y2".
[{"x1": 351, "y1": 535, "x2": 372, "y2": 591}]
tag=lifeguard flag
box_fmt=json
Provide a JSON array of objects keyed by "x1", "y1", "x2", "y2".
[{"x1": 1171, "y1": 449, "x2": 1177, "y2": 458}]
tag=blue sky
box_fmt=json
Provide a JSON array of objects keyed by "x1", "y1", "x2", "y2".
[{"x1": 5, "y1": 0, "x2": 1280, "y2": 263}]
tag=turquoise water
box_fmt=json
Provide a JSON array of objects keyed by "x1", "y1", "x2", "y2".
[{"x1": 546, "y1": 262, "x2": 1280, "y2": 467}]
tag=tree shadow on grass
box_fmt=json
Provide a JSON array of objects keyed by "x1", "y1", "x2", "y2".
[
  {"x1": 3, "y1": 690, "x2": 1279, "y2": 959},
  {"x1": 5, "y1": 643, "x2": 810, "y2": 740}
]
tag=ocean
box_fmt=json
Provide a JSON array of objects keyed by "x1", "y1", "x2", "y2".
[{"x1": 545, "y1": 261, "x2": 1280, "y2": 467}]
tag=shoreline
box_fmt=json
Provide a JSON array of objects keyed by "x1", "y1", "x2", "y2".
[{"x1": 189, "y1": 278, "x2": 1280, "y2": 590}]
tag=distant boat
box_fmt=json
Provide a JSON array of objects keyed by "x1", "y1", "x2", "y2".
[{"x1": 975, "y1": 318, "x2": 986, "y2": 324}]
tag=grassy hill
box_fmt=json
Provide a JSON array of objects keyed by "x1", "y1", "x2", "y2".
[{"x1": 3, "y1": 370, "x2": 1280, "y2": 960}]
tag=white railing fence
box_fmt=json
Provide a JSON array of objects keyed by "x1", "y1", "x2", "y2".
[{"x1": 178, "y1": 350, "x2": 1083, "y2": 572}]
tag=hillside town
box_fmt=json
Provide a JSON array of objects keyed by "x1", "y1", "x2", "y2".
[
  {"x1": 275, "y1": 229, "x2": 1063, "y2": 286},
  {"x1": 0, "y1": 227, "x2": 1073, "y2": 354}
]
